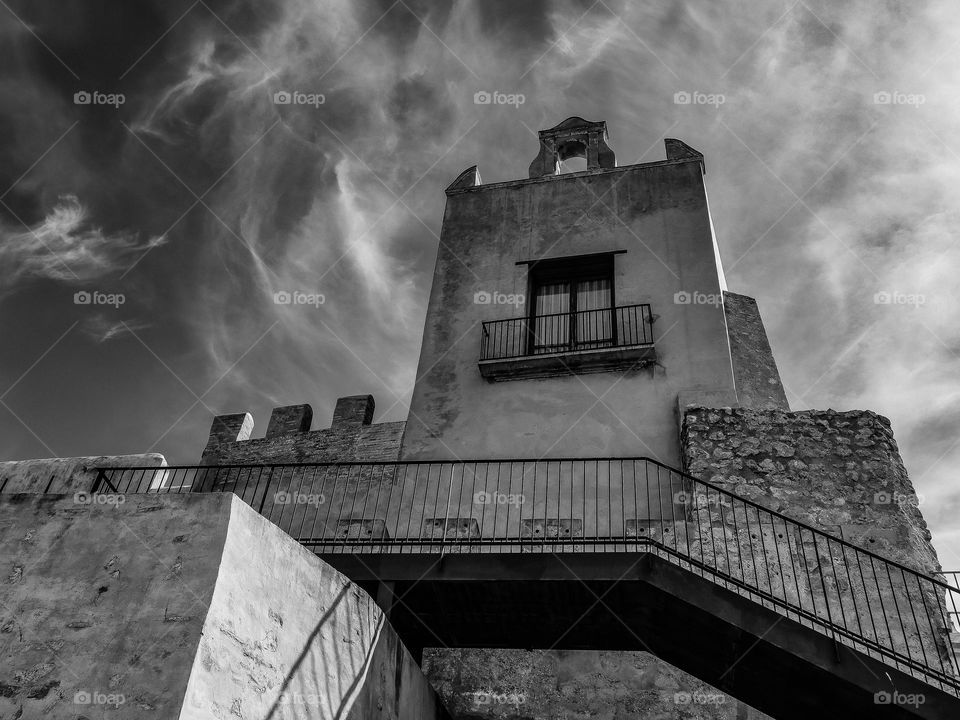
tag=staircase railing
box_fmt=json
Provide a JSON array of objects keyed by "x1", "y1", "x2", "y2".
[{"x1": 92, "y1": 457, "x2": 960, "y2": 694}]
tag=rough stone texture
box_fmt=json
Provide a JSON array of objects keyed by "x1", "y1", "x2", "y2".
[
  {"x1": 681, "y1": 407, "x2": 937, "y2": 573},
  {"x1": 201, "y1": 395, "x2": 405, "y2": 465},
  {"x1": 206, "y1": 412, "x2": 253, "y2": 445},
  {"x1": 0, "y1": 493, "x2": 450, "y2": 720},
  {"x1": 0, "y1": 453, "x2": 166, "y2": 494},
  {"x1": 266, "y1": 403, "x2": 313, "y2": 438},
  {"x1": 333, "y1": 394, "x2": 376, "y2": 428},
  {"x1": 681, "y1": 406, "x2": 952, "y2": 671},
  {"x1": 203, "y1": 421, "x2": 405, "y2": 465},
  {"x1": 423, "y1": 648, "x2": 768, "y2": 719},
  {"x1": 722, "y1": 292, "x2": 789, "y2": 410}
]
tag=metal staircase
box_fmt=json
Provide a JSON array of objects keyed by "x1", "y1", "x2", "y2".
[{"x1": 94, "y1": 458, "x2": 960, "y2": 717}]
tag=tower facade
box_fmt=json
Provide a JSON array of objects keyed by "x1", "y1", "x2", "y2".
[{"x1": 401, "y1": 117, "x2": 786, "y2": 467}]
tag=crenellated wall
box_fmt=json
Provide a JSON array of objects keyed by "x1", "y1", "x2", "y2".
[{"x1": 200, "y1": 395, "x2": 405, "y2": 466}]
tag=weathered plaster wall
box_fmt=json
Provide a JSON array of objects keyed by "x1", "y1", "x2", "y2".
[
  {"x1": 0, "y1": 492, "x2": 230, "y2": 718},
  {"x1": 423, "y1": 648, "x2": 770, "y2": 720},
  {"x1": 0, "y1": 493, "x2": 450, "y2": 720},
  {"x1": 182, "y1": 494, "x2": 450, "y2": 720},
  {"x1": 722, "y1": 292, "x2": 789, "y2": 410},
  {"x1": 402, "y1": 157, "x2": 736, "y2": 467},
  {"x1": 0, "y1": 453, "x2": 166, "y2": 494}
]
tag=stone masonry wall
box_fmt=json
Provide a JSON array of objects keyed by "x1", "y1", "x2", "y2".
[
  {"x1": 722, "y1": 292, "x2": 789, "y2": 411},
  {"x1": 681, "y1": 407, "x2": 938, "y2": 573},
  {"x1": 423, "y1": 648, "x2": 769, "y2": 720},
  {"x1": 681, "y1": 406, "x2": 952, "y2": 674},
  {"x1": 201, "y1": 395, "x2": 405, "y2": 465}
]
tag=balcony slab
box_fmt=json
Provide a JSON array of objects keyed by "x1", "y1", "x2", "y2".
[{"x1": 478, "y1": 343, "x2": 656, "y2": 381}]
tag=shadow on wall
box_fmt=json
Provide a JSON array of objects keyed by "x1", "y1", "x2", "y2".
[
  {"x1": 180, "y1": 496, "x2": 450, "y2": 720},
  {"x1": 261, "y1": 585, "x2": 383, "y2": 720}
]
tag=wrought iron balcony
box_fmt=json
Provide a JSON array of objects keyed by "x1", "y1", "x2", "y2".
[
  {"x1": 93, "y1": 457, "x2": 960, "y2": 694},
  {"x1": 478, "y1": 303, "x2": 654, "y2": 380}
]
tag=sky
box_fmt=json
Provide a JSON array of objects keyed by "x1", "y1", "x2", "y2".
[{"x1": 1, "y1": 0, "x2": 958, "y2": 565}]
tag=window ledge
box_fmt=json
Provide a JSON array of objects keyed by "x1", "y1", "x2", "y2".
[{"x1": 478, "y1": 344, "x2": 656, "y2": 381}]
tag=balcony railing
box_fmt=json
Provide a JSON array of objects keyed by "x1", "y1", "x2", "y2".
[
  {"x1": 93, "y1": 457, "x2": 960, "y2": 693},
  {"x1": 480, "y1": 303, "x2": 653, "y2": 361}
]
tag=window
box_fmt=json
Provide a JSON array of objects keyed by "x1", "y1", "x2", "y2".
[{"x1": 529, "y1": 254, "x2": 615, "y2": 355}]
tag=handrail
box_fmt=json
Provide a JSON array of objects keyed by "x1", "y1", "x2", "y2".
[
  {"x1": 479, "y1": 303, "x2": 653, "y2": 361},
  {"x1": 92, "y1": 457, "x2": 960, "y2": 692},
  {"x1": 92, "y1": 456, "x2": 954, "y2": 591}
]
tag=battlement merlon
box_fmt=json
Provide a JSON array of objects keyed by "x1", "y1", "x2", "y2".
[{"x1": 201, "y1": 394, "x2": 403, "y2": 465}]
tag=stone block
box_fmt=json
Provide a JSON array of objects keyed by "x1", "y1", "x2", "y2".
[
  {"x1": 421, "y1": 517, "x2": 481, "y2": 540},
  {"x1": 264, "y1": 404, "x2": 312, "y2": 438},
  {"x1": 332, "y1": 394, "x2": 375, "y2": 428},
  {"x1": 520, "y1": 518, "x2": 583, "y2": 539},
  {"x1": 335, "y1": 518, "x2": 390, "y2": 540},
  {"x1": 206, "y1": 412, "x2": 253, "y2": 446}
]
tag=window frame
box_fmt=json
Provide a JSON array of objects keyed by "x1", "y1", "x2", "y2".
[{"x1": 526, "y1": 253, "x2": 618, "y2": 355}]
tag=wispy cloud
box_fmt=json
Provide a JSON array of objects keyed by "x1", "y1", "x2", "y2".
[
  {"x1": 0, "y1": 194, "x2": 166, "y2": 287},
  {"x1": 79, "y1": 316, "x2": 152, "y2": 343}
]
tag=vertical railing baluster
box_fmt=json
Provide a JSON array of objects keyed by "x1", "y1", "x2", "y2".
[
  {"x1": 756, "y1": 506, "x2": 775, "y2": 603},
  {"x1": 837, "y1": 538, "x2": 864, "y2": 642},
  {"x1": 530, "y1": 461, "x2": 537, "y2": 554},
  {"x1": 902, "y1": 567, "x2": 929, "y2": 669}
]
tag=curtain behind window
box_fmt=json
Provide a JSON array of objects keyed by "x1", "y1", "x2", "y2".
[
  {"x1": 532, "y1": 282, "x2": 569, "y2": 352},
  {"x1": 574, "y1": 278, "x2": 612, "y2": 348}
]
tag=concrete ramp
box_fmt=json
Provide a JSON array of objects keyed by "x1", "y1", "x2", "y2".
[{"x1": 0, "y1": 493, "x2": 450, "y2": 720}]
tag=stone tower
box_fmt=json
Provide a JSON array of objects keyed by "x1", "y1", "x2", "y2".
[
  {"x1": 189, "y1": 117, "x2": 950, "y2": 719},
  {"x1": 190, "y1": 117, "x2": 951, "y2": 719},
  {"x1": 401, "y1": 116, "x2": 787, "y2": 468}
]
